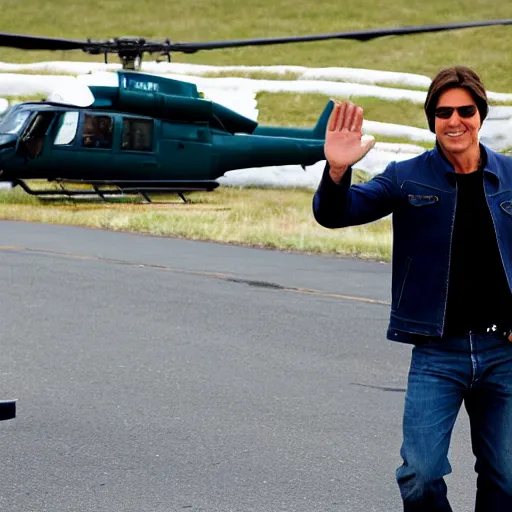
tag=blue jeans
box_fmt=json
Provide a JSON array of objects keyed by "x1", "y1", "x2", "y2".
[{"x1": 396, "y1": 331, "x2": 512, "y2": 511}]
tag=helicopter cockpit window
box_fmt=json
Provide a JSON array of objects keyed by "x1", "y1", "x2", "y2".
[
  {"x1": 82, "y1": 114, "x2": 113, "y2": 149},
  {"x1": 0, "y1": 109, "x2": 31, "y2": 135},
  {"x1": 121, "y1": 118, "x2": 153, "y2": 152},
  {"x1": 53, "y1": 112, "x2": 79, "y2": 146}
]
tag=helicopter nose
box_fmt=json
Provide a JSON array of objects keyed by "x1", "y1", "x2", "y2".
[{"x1": 0, "y1": 133, "x2": 17, "y2": 150}]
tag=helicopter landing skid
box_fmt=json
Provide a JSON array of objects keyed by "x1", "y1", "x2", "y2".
[{"x1": 12, "y1": 179, "x2": 219, "y2": 203}]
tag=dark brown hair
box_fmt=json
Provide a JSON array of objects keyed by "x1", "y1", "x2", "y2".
[{"x1": 424, "y1": 66, "x2": 488, "y2": 133}]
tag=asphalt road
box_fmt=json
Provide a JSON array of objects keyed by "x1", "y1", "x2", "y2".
[{"x1": 0, "y1": 221, "x2": 475, "y2": 512}]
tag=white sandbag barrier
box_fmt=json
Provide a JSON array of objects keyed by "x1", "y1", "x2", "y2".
[{"x1": 0, "y1": 61, "x2": 510, "y2": 189}]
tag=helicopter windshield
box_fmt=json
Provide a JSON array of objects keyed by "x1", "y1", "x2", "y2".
[{"x1": 0, "y1": 108, "x2": 32, "y2": 135}]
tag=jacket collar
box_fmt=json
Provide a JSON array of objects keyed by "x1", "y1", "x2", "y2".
[{"x1": 432, "y1": 142, "x2": 500, "y2": 180}]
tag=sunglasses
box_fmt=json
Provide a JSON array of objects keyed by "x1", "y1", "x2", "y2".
[{"x1": 434, "y1": 105, "x2": 478, "y2": 119}]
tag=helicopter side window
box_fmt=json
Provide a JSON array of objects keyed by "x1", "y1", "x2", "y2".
[
  {"x1": 82, "y1": 114, "x2": 113, "y2": 149},
  {"x1": 121, "y1": 118, "x2": 153, "y2": 152},
  {"x1": 53, "y1": 111, "x2": 79, "y2": 146}
]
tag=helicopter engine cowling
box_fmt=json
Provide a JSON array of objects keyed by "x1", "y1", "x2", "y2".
[{"x1": 88, "y1": 71, "x2": 259, "y2": 135}]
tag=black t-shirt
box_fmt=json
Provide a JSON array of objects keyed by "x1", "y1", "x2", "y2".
[{"x1": 443, "y1": 168, "x2": 512, "y2": 335}]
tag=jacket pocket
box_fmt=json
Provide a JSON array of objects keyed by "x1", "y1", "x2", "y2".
[
  {"x1": 408, "y1": 194, "x2": 439, "y2": 207},
  {"x1": 500, "y1": 200, "x2": 512, "y2": 216}
]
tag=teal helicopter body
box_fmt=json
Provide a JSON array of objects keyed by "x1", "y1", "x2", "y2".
[{"x1": 0, "y1": 71, "x2": 330, "y2": 198}]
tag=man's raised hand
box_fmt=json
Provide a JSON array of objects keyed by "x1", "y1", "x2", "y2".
[{"x1": 325, "y1": 100, "x2": 375, "y2": 183}]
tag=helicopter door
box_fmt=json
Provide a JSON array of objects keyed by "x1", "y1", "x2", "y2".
[
  {"x1": 16, "y1": 110, "x2": 57, "y2": 177},
  {"x1": 46, "y1": 112, "x2": 115, "y2": 180},
  {"x1": 48, "y1": 111, "x2": 88, "y2": 179},
  {"x1": 109, "y1": 117, "x2": 158, "y2": 179},
  {"x1": 159, "y1": 123, "x2": 212, "y2": 180},
  {"x1": 59, "y1": 112, "x2": 115, "y2": 181}
]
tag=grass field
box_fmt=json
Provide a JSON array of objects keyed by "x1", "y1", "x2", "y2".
[
  {"x1": 0, "y1": 186, "x2": 393, "y2": 261},
  {"x1": 0, "y1": 0, "x2": 510, "y2": 91},
  {"x1": 0, "y1": 1, "x2": 510, "y2": 258}
]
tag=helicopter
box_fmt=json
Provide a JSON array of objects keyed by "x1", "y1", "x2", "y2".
[
  {"x1": 0, "y1": 19, "x2": 510, "y2": 202},
  {"x1": 0, "y1": 70, "x2": 333, "y2": 201}
]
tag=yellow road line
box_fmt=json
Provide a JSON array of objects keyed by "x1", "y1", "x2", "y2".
[{"x1": 0, "y1": 245, "x2": 390, "y2": 306}]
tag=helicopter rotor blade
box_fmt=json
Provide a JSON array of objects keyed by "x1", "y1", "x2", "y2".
[
  {"x1": 0, "y1": 19, "x2": 510, "y2": 57},
  {"x1": 0, "y1": 33, "x2": 90, "y2": 51},
  {"x1": 167, "y1": 19, "x2": 512, "y2": 53}
]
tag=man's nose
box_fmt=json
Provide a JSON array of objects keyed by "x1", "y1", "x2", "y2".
[{"x1": 447, "y1": 112, "x2": 462, "y2": 124}]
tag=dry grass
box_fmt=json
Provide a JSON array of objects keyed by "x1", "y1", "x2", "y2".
[{"x1": 0, "y1": 185, "x2": 392, "y2": 261}]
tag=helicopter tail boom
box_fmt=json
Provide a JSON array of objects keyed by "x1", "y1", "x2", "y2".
[{"x1": 213, "y1": 133, "x2": 325, "y2": 175}]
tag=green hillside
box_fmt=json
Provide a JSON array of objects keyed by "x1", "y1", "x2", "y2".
[
  {"x1": 1, "y1": 1, "x2": 510, "y2": 87},
  {"x1": 0, "y1": 1, "x2": 510, "y2": 131}
]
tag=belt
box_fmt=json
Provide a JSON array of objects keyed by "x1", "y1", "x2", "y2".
[
  {"x1": 469, "y1": 323, "x2": 512, "y2": 340},
  {"x1": 445, "y1": 323, "x2": 512, "y2": 339}
]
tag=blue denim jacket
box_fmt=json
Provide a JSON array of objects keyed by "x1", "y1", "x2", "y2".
[{"x1": 313, "y1": 144, "x2": 512, "y2": 344}]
